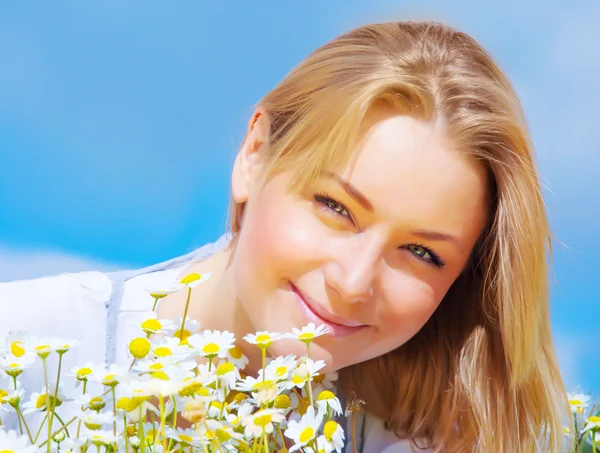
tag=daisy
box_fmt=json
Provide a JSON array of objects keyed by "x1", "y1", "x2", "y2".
[
  {"x1": 22, "y1": 385, "x2": 65, "y2": 414},
  {"x1": 291, "y1": 358, "x2": 326, "y2": 388},
  {"x1": 583, "y1": 415, "x2": 600, "y2": 433},
  {"x1": 140, "y1": 366, "x2": 194, "y2": 397},
  {"x1": 202, "y1": 418, "x2": 244, "y2": 446},
  {"x1": 90, "y1": 364, "x2": 128, "y2": 387},
  {"x1": 137, "y1": 312, "x2": 176, "y2": 335},
  {"x1": 0, "y1": 353, "x2": 36, "y2": 377},
  {"x1": 243, "y1": 331, "x2": 283, "y2": 349},
  {"x1": 145, "y1": 285, "x2": 179, "y2": 300},
  {"x1": 311, "y1": 370, "x2": 338, "y2": 395},
  {"x1": 0, "y1": 429, "x2": 38, "y2": 453},
  {"x1": 215, "y1": 361, "x2": 240, "y2": 390},
  {"x1": 241, "y1": 408, "x2": 286, "y2": 438},
  {"x1": 187, "y1": 330, "x2": 235, "y2": 359},
  {"x1": 567, "y1": 391, "x2": 591, "y2": 414},
  {"x1": 76, "y1": 409, "x2": 117, "y2": 430},
  {"x1": 225, "y1": 345, "x2": 249, "y2": 370},
  {"x1": 264, "y1": 354, "x2": 298, "y2": 382},
  {"x1": 69, "y1": 361, "x2": 99, "y2": 383},
  {"x1": 319, "y1": 420, "x2": 345, "y2": 453},
  {"x1": 166, "y1": 427, "x2": 202, "y2": 446},
  {"x1": 2, "y1": 331, "x2": 30, "y2": 357},
  {"x1": 174, "y1": 272, "x2": 213, "y2": 290},
  {"x1": 316, "y1": 390, "x2": 343, "y2": 416},
  {"x1": 26, "y1": 336, "x2": 78, "y2": 358},
  {"x1": 284, "y1": 406, "x2": 324, "y2": 452},
  {"x1": 74, "y1": 393, "x2": 107, "y2": 412},
  {"x1": 287, "y1": 323, "x2": 331, "y2": 344},
  {"x1": 169, "y1": 317, "x2": 201, "y2": 343},
  {"x1": 151, "y1": 337, "x2": 192, "y2": 359},
  {"x1": 81, "y1": 428, "x2": 120, "y2": 446}
]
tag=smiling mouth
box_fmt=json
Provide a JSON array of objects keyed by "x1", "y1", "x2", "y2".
[{"x1": 289, "y1": 282, "x2": 367, "y2": 338}]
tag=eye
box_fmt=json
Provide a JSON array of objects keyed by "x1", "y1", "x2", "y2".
[
  {"x1": 314, "y1": 193, "x2": 352, "y2": 219},
  {"x1": 405, "y1": 244, "x2": 446, "y2": 268}
]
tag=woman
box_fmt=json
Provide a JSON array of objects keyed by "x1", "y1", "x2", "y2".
[{"x1": 0, "y1": 21, "x2": 570, "y2": 452}]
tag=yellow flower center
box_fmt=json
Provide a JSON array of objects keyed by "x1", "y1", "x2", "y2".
[
  {"x1": 151, "y1": 371, "x2": 169, "y2": 380},
  {"x1": 154, "y1": 347, "x2": 172, "y2": 357},
  {"x1": 275, "y1": 366, "x2": 288, "y2": 377},
  {"x1": 299, "y1": 427, "x2": 315, "y2": 443},
  {"x1": 0, "y1": 389, "x2": 8, "y2": 403},
  {"x1": 129, "y1": 338, "x2": 151, "y2": 359},
  {"x1": 149, "y1": 291, "x2": 168, "y2": 299},
  {"x1": 255, "y1": 334, "x2": 271, "y2": 344},
  {"x1": 217, "y1": 362, "x2": 235, "y2": 376},
  {"x1": 0, "y1": 450, "x2": 16, "y2": 453},
  {"x1": 588, "y1": 415, "x2": 600, "y2": 424},
  {"x1": 141, "y1": 319, "x2": 162, "y2": 332},
  {"x1": 179, "y1": 434, "x2": 194, "y2": 443},
  {"x1": 180, "y1": 273, "x2": 201, "y2": 285},
  {"x1": 324, "y1": 420, "x2": 339, "y2": 441},
  {"x1": 174, "y1": 329, "x2": 191, "y2": 340},
  {"x1": 103, "y1": 374, "x2": 117, "y2": 384},
  {"x1": 253, "y1": 414, "x2": 273, "y2": 427},
  {"x1": 569, "y1": 399, "x2": 583, "y2": 406},
  {"x1": 10, "y1": 341, "x2": 25, "y2": 357},
  {"x1": 252, "y1": 380, "x2": 276, "y2": 392},
  {"x1": 233, "y1": 392, "x2": 247, "y2": 404},
  {"x1": 77, "y1": 367, "x2": 93, "y2": 377},
  {"x1": 292, "y1": 374, "x2": 306, "y2": 385},
  {"x1": 195, "y1": 386, "x2": 211, "y2": 397},
  {"x1": 9, "y1": 363, "x2": 20, "y2": 369},
  {"x1": 35, "y1": 394, "x2": 48, "y2": 409},
  {"x1": 149, "y1": 363, "x2": 164, "y2": 370},
  {"x1": 298, "y1": 332, "x2": 314, "y2": 340},
  {"x1": 202, "y1": 343, "x2": 220, "y2": 356},
  {"x1": 274, "y1": 394, "x2": 291, "y2": 409},
  {"x1": 317, "y1": 390, "x2": 335, "y2": 401},
  {"x1": 116, "y1": 397, "x2": 138, "y2": 412},
  {"x1": 216, "y1": 428, "x2": 231, "y2": 442},
  {"x1": 313, "y1": 374, "x2": 325, "y2": 383},
  {"x1": 35, "y1": 344, "x2": 50, "y2": 352},
  {"x1": 229, "y1": 345, "x2": 243, "y2": 359}
]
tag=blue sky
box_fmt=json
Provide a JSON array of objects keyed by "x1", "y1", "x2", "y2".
[{"x1": 0, "y1": 1, "x2": 598, "y2": 393}]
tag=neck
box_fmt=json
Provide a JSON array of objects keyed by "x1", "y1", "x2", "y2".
[{"x1": 183, "y1": 242, "x2": 264, "y2": 376}]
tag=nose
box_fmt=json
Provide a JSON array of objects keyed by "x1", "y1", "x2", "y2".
[{"x1": 324, "y1": 235, "x2": 381, "y2": 304}]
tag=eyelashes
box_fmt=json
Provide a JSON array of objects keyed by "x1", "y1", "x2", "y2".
[{"x1": 313, "y1": 192, "x2": 446, "y2": 268}]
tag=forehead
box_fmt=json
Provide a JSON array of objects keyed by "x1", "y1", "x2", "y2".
[{"x1": 337, "y1": 108, "x2": 489, "y2": 241}]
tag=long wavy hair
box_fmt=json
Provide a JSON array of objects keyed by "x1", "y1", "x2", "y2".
[{"x1": 226, "y1": 21, "x2": 570, "y2": 452}]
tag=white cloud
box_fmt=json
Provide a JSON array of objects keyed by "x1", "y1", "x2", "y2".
[{"x1": 0, "y1": 246, "x2": 127, "y2": 283}]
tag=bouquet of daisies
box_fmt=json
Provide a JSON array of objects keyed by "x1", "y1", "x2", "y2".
[{"x1": 0, "y1": 272, "x2": 357, "y2": 453}]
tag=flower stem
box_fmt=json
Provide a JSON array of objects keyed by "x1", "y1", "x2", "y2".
[
  {"x1": 263, "y1": 431, "x2": 270, "y2": 453},
  {"x1": 76, "y1": 380, "x2": 87, "y2": 437},
  {"x1": 159, "y1": 395, "x2": 168, "y2": 453},
  {"x1": 42, "y1": 357, "x2": 52, "y2": 453},
  {"x1": 111, "y1": 386, "x2": 117, "y2": 436},
  {"x1": 124, "y1": 417, "x2": 129, "y2": 453},
  {"x1": 261, "y1": 348, "x2": 267, "y2": 382},
  {"x1": 36, "y1": 416, "x2": 76, "y2": 449},
  {"x1": 14, "y1": 404, "x2": 34, "y2": 443},
  {"x1": 178, "y1": 287, "x2": 193, "y2": 341},
  {"x1": 151, "y1": 296, "x2": 160, "y2": 312},
  {"x1": 33, "y1": 413, "x2": 49, "y2": 444}
]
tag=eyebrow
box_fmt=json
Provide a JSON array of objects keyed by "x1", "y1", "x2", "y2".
[
  {"x1": 325, "y1": 172, "x2": 374, "y2": 212},
  {"x1": 324, "y1": 172, "x2": 462, "y2": 249}
]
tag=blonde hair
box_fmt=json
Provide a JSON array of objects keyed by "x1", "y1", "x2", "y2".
[{"x1": 227, "y1": 21, "x2": 570, "y2": 452}]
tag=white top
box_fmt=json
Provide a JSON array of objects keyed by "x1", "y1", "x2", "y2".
[{"x1": 0, "y1": 233, "x2": 426, "y2": 452}]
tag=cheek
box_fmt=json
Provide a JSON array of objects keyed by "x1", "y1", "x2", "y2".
[
  {"x1": 379, "y1": 275, "x2": 444, "y2": 337},
  {"x1": 235, "y1": 189, "x2": 322, "y2": 288}
]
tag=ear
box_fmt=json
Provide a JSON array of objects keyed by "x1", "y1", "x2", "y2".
[{"x1": 231, "y1": 106, "x2": 270, "y2": 203}]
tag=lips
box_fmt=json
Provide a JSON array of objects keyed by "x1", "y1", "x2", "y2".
[{"x1": 290, "y1": 282, "x2": 367, "y2": 338}]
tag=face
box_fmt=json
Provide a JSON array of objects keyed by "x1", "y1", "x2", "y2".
[{"x1": 230, "y1": 104, "x2": 489, "y2": 371}]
